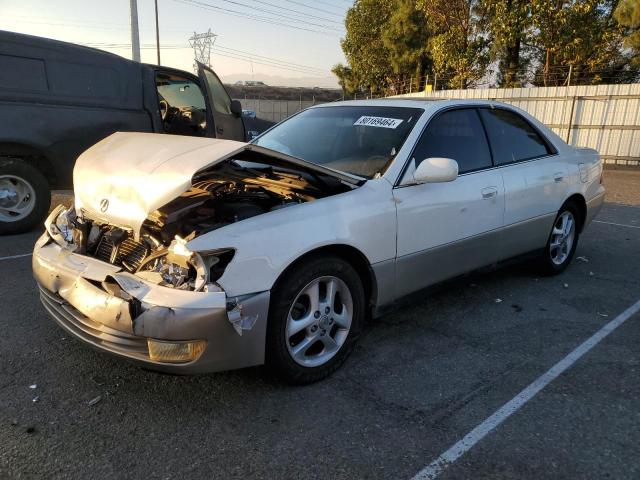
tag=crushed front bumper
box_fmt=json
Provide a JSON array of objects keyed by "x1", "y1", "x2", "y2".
[{"x1": 32, "y1": 234, "x2": 270, "y2": 374}]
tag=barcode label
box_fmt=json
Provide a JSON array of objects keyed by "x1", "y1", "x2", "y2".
[{"x1": 353, "y1": 116, "x2": 403, "y2": 129}]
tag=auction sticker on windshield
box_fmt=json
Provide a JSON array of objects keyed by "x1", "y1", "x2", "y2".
[{"x1": 353, "y1": 116, "x2": 404, "y2": 129}]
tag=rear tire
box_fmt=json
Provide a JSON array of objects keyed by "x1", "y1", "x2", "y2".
[
  {"x1": 0, "y1": 158, "x2": 50, "y2": 235},
  {"x1": 266, "y1": 256, "x2": 365, "y2": 384},
  {"x1": 538, "y1": 202, "x2": 580, "y2": 275}
]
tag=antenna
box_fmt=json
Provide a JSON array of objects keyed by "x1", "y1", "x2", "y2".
[{"x1": 189, "y1": 29, "x2": 217, "y2": 72}]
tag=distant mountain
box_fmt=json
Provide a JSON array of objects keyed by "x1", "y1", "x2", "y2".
[
  {"x1": 221, "y1": 72, "x2": 339, "y2": 89},
  {"x1": 225, "y1": 83, "x2": 343, "y2": 103}
]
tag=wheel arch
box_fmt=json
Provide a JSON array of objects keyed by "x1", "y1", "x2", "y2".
[
  {"x1": 272, "y1": 244, "x2": 377, "y2": 316},
  {"x1": 563, "y1": 193, "x2": 587, "y2": 232},
  {"x1": 0, "y1": 142, "x2": 57, "y2": 188}
]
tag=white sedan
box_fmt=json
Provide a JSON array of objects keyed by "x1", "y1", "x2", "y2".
[{"x1": 33, "y1": 99, "x2": 605, "y2": 383}]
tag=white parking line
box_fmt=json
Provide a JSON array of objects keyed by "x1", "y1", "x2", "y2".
[
  {"x1": 594, "y1": 220, "x2": 640, "y2": 229},
  {"x1": 411, "y1": 298, "x2": 640, "y2": 480},
  {"x1": 0, "y1": 253, "x2": 32, "y2": 261}
]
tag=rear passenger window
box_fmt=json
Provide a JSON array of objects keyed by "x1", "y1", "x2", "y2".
[
  {"x1": 479, "y1": 109, "x2": 551, "y2": 165},
  {"x1": 413, "y1": 109, "x2": 492, "y2": 174}
]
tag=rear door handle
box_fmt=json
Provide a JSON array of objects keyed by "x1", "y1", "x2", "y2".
[
  {"x1": 553, "y1": 172, "x2": 564, "y2": 182},
  {"x1": 481, "y1": 187, "x2": 498, "y2": 199}
]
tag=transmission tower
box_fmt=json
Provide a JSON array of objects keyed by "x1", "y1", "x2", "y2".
[{"x1": 189, "y1": 29, "x2": 217, "y2": 72}]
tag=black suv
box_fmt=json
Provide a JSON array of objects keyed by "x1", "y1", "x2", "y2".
[{"x1": 0, "y1": 30, "x2": 272, "y2": 234}]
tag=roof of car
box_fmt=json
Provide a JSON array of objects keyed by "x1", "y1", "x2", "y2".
[{"x1": 313, "y1": 98, "x2": 505, "y2": 112}]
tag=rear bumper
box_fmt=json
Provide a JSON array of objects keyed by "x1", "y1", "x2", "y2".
[
  {"x1": 584, "y1": 189, "x2": 605, "y2": 229},
  {"x1": 32, "y1": 234, "x2": 270, "y2": 374}
]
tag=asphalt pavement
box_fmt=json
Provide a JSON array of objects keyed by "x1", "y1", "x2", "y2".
[{"x1": 1, "y1": 171, "x2": 639, "y2": 479}]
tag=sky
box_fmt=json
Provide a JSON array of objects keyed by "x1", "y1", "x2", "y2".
[{"x1": 0, "y1": 0, "x2": 351, "y2": 87}]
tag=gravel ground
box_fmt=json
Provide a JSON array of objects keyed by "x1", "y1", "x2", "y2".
[{"x1": 1, "y1": 171, "x2": 639, "y2": 479}]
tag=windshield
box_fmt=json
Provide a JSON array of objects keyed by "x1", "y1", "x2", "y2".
[
  {"x1": 253, "y1": 105, "x2": 423, "y2": 178},
  {"x1": 157, "y1": 82, "x2": 205, "y2": 110}
]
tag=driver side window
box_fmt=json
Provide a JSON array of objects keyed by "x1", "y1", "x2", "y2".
[
  {"x1": 413, "y1": 108, "x2": 493, "y2": 174},
  {"x1": 156, "y1": 72, "x2": 207, "y2": 136}
]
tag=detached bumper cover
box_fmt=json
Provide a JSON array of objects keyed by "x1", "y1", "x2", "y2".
[{"x1": 32, "y1": 234, "x2": 270, "y2": 374}]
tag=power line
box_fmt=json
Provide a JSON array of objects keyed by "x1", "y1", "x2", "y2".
[
  {"x1": 317, "y1": 0, "x2": 353, "y2": 11},
  {"x1": 211, "y1": 0, "x2": 343, "y2": 30},
  {"x1": 173, "y1": 0, "x2": 340, "y2": 36},
  {"x1": 189, "y1": 29, "x2": 217, "y2": 70},
  {"x1": 248, "y1": 0, "x2": 344, "y2": 25},
  {"x1": 83, "y1": 41, "x2": 330, "y2": 75},
  {"x1": 281, "y1": 0, "x2": 345, "y2": 18}
]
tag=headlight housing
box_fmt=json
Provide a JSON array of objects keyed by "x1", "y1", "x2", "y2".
[
  {"x1": 45, "y1": 205, "x2": 76, "y2": 248},
  {"x1": 137, "y1": 237, "x2": 234, "y2": 292}
]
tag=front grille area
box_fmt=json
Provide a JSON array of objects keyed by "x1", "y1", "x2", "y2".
[
  {"x1": 94, "y1": 234, "x2": 148, "y2": 271},
  {"x1": 39, "y1": 286, "x2": 149, "y2": 359}
]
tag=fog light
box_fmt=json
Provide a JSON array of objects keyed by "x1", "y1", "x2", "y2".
[{"x1": 147, "y1": 339, "x2": 206, "y2": 363}]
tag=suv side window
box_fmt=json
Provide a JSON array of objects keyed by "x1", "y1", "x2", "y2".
[
  {"x1": 478, "y1": 108, "x2": 552, "y2": 165},
  {"x1": 156, "y1": 72, "x2": 207, "y2": 136},
  {"x1": 413, "y1": 108, "x2": 493, "y2": 174},
  {"x1": 203, "y1": 69, "x2": 232, "y2": 115}
]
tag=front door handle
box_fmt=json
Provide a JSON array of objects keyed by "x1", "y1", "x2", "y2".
[
  {"x1": 216, "y1": 126, "x2": 224, "y2": 134},
  {"x1": 481, "y1": 187, "x2": 498, "y2": 199}
]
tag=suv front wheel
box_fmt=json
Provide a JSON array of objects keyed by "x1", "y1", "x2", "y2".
[{"x1": 0, "y1": 158, "x2": 51, "y2": 235}]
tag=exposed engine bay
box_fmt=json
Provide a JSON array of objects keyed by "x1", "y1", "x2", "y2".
[{"x1": 50, "y1": 153, "x2": 353, "y2": 292}]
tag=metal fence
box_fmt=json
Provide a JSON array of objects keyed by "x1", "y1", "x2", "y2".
[
  {"x1": 395, "y1": 83, "x2": 640, "y2": 168},
  {"x1": 236, "y1": 98, "x2": 322, "y2": 123}
]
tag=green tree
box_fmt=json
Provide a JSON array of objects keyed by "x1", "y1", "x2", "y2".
[
  {"x1": 331, "y1": 64, "x2": 359, "y2": 96},
  {"x1": 341, "y1": 0, "x2": 396, "y2": 94},
  {"x1": 382, "y1": 0, "x2": 432, "y2": 93},
  {"x1": 615, "y1": 0, "x2": 640, "y2": 56},
  {"x1": 485, "y1": 0, "x2": 532, "y2": 87},
  {"x1": 417, "y1": 0, "x2": 489, "y2": 89},
  {"x1": 529, "y1": 0, "x2": 637, "y2": 85}
]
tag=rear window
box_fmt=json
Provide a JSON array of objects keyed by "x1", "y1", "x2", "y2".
[{"x1": 479, "y1": 109, "x2": 552, "y2": 165}]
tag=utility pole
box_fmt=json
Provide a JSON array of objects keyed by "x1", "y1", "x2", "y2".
[
  {"x1": 129, "y1": 0, "x2": 141, "y2": 62},
  {"x1": 189, "y1": 29, "x2": 217, "y2": 72},
  {"x1": 154, "y1": 0, "x2": 161, "y2": 65}
]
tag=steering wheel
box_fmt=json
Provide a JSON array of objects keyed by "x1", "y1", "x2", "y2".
[{"x1": 159, "y1": 100, "x2": 169, "y2": 121}]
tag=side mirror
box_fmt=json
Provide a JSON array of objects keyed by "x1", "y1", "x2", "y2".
[
  {"x1": 230, "y1": 99, "x2": 242, "y2": 117},
  {"x1": 413, "y1": 157, "x2": 458, "y2": 183}
]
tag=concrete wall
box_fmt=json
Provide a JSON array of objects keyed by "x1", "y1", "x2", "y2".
[
  {"x1": 395, "y1": 83, "x2": 640, "y2": 167},
  {"x1": 236, "y1": 99, "x2": 322, "y2": 123}
]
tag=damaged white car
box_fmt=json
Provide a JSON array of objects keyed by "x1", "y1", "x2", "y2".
[{"x1": 33, "y1": 100, "x2": 605, "y2": 383}]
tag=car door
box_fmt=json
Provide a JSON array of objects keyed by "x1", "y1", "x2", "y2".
[
  {"x1": 197, "y1": 62, "x2": 246, "y2": 141},
  {"x1": 478, "y1": 107, "x2": 567, "y2": 258},
  {"x1": 393, "y1": 107, "x2": 505, "y2": 299}
]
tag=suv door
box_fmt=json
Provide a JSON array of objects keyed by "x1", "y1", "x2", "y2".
[
  {"x1": 478, "y1": 107, "x2": 565, "y2": 258},
  {"x1": 197, "y1": 62, "x2": 245, "y2": 141},
  {"x1": 393, "y1": 108, "x2": 505, "y2": 298}
]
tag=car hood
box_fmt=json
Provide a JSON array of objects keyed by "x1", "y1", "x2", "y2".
[
  {"x1": 74, "y1": 132, "x2": 364, "y2": 236},
  {"x1": 74, "y1": 132, "x2": 246, "y2": 235}
]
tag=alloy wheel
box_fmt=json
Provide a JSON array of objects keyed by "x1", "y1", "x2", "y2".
[
  {"x1": 550, "y1": 210, "x2": 576, "y2": 265},
  {"x1": 0, "y1": 175, "x2": 36, "y2": 222},
  {"x1": 286, "y1": 276, "x2": 353, "y2": 368}
]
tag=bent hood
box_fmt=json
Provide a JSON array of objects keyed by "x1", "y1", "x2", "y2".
[
  {"x1": 74, "y1": 132, "x2": 246, "y2": 235},
  {"x1": 74, "y1": 132, "x2": 365, "y2": 237}
]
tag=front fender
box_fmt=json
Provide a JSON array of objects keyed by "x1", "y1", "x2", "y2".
[{"x1": 186, "y1": 179, "x2": 397, "y2": 296}]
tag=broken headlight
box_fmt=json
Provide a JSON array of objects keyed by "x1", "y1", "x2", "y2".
[
  {"x1": 137, "y1": 237, "x2": 233, "y2": 292},
  {"x1": 45, "y1": 205, "x2": 75, "y2": 247}
]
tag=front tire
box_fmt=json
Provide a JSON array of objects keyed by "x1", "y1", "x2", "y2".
[
  {"x1": 539, "y1": 202, "x2": 580, "y2": 275},
  {"x1": 266, "y1": 256, "x2": 365, "y2": 384},
  {"x1": 0, "y1": 158, "x2": 50, "y2": 235}
]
